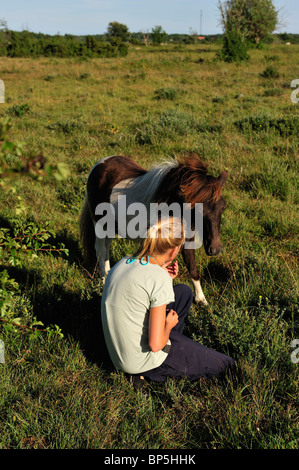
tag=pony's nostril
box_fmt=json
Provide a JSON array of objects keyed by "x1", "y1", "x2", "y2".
[
  {"x1": 208, "y1": 246, "x2": 214, "y2": 256},
  {"x1": 208, "y1": 245, "x2": 223, "y2": 256}
]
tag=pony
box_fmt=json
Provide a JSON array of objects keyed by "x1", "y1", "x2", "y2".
[{"x1": 80, "y1": 155, "x2": 228, "y2": 304}]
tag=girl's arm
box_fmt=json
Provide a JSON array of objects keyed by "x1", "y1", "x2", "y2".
[{"x1": 148, "y1": 305, "x2": 178, "y2": 352}]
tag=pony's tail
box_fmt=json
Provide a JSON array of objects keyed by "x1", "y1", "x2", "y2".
[{"x1": 79, "y1": 194, "x2": 96, "y2": 268}]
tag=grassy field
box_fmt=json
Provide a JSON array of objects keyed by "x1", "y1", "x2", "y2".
[{"x1": 0, "y1": 42, "x2": 298, "y2": 449}]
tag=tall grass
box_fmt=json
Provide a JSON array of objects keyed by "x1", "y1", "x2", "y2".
[{"x1": 0, "y1": 43, "x2": 298, "y2": 449}]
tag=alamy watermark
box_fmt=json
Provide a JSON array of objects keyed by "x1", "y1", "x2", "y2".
[
  {"x1": 95, "y1": 197, "x2": 203, "y2": 249},
  {"x1": 291, "y1": 79, "x2": 299, "y2": 104},
  {"x1": 290, "y1": 339, "x2": 299, "y2": 364},
  {"x1": 0, "y1": 340, "x2": 4, "y2": 364},
  {"x1": 0, "y1": 80, "x2": 4, "y2": 103}
]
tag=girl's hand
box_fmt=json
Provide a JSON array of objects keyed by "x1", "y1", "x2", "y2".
[
  {"x1": 162, "y1": 260, "x2": 179, "y2": 279},
  {"x1": 165, "y1": 309, "x2": 178, "y2": 330},
  {"x1": 149, "y1": 305, "x2": 178, "y2": 352}
]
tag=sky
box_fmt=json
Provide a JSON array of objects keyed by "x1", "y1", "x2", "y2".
[{"x1": 1, "y1": 0, "x2": 298, "y2": 36}]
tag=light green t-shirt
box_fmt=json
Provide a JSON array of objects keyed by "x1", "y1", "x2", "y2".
[{"x1": 101, "y1": 256, "x2": 175, "y2": 374}]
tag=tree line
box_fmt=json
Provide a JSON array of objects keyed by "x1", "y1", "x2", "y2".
[
  {"x1": 0, "y1": 21, "x2": 129, "y2": 58},
  {"x1": 0, "y1": 8, "x2": 298, "y2": 60},
  {"x1": 0, "y1": 20, "x2": 225, "y2": 60}
]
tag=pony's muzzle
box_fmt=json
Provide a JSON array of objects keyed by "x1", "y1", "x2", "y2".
[{"x1": 207, "y1": 244, "x2": 223, "y2": 256}]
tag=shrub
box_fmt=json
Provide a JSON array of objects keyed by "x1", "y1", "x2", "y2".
[
  {"x1": 7, "y1": 104, "x2": 30, "y2": 117},
  {"x1": 154, "y1": 87, "x2": 178, "y2": 101},
  {"x1": 260, "y1": 65, "x2": 280, "y2": 79},
  {"x1": 218, "y1": 29, "x2": 249, "y2": 63},
  {"x1": 264, "y1": 54, "x2": 280, "y2": 62},
  {"x1": 263, "y1": 88, "x2": 283, "y2": 97},
  {"x1": 234, "y1": 114, "x2": 299, "y2": 136},
  {"x1": 44, "y1": 75, "x2": 57, "y2": 82},
  {"x1": 117, "y1": 42, "x2": 129, "y2": 57},
  {"x1": 213, "y1": 299, "x2": 289, "y2": 365},
  {"x1": 47, "y1": 119, "x2": 85, "y2": 135},
  {"x1": 239, "y1": 169, "x2": 294, "y2": 202},
  {"x1": 79, "y1": 73, "x2": 90, "y2": 80},
  {"x1": 135, "y1": 109, "x2": 222, "y2": 145},
  {"x1": 44, "y1": 42, "x2": 68, "y2": 57}
]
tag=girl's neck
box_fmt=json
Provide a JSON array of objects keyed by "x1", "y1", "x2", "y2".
[{"x1": 148, "y1": 254, "x2": 168, "y2": 266}]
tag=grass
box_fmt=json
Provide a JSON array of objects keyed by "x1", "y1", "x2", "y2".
[{"x1": 0, "y1": 42, "x2": 298, "y2": 449}]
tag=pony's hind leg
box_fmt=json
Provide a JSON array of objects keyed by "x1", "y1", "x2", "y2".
[
  {"x1": 94, "y1": 229, "x2": 108, "y2": 283},
  {"x1": 104, "y1": 238, "x2": 112, "y2": 276}
]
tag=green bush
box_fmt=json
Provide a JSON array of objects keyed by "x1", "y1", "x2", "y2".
[
  {"x1": 135, "y1": 109, "x2": 223, "y2": 145},
  {"x1": 260, "y1": 65, "x2": 280, "y2": 79},
  {"x1": 47, "y1": 119, "x2": 85, "y2": 135},
  {"x1": 218, "y1": 29, "x2": 250, "y2": 63},
  {"x1": 234, "y1": 114, "x2": 299, "y2": 136},
  {"x1": 154, "y1": 87, "x2": 178, "y2": 101},
  {"x1": 7, "y1": 104, "x2": 30, "y2": 117},
  {"x1": 263, "y1": 88, "x2": 283, "y2": 97},
  {"x1": 117, "y1": 42, "x2": 129, "y2": 57},
  {"x1": 0, "y1": 29, "x2": 129, "y2": 59},
  {"x1": 239, "y1": 169, "x2": 295, "y2": 202}
]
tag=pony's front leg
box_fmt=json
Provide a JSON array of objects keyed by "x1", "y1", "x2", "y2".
[
  {"x1": 182, "y1": 247, "x2": 208, "y2": 305},
  {"x1": 192, "y1": 278, "x2": 208, "y2": 305}
]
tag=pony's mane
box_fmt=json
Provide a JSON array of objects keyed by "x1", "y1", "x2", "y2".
[
  {"x1": 153, "y1": 155, "x2": 223, "y2": 206},
  {"x1": 116, "y1": 155, "x2": 223, "y2": 207},
  {"x1": 127, "y1": 158, "x2": 177, "y2": 206},
  {"x1": 178, "y1": 155, "x2": 223, "y2": 206}
]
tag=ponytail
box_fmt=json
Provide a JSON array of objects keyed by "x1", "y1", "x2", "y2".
[{"x1": 134, "y1": 217, "x2": 185, "y2": 260}]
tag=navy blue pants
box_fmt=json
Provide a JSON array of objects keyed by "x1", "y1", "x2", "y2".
[{"x1": 142, "y1": 284, "x2": 236, "y2": 382}]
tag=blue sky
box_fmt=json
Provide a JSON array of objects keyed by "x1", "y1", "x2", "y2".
[{"x1": 1, "y1": 0, "x2": 298, "y2": 36}]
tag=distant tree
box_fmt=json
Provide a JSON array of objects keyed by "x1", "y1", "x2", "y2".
[
  {"x1": 189, "y1": 27, "x2": 199, "y2": 44},
  {"x1": 218, "y1": 0, "x2": 278, "y2": 62},
  {"x1": 106, "y1": 22, "x2": 130, "y2": 42},
  {"x1": 0, "y1": 18, "x2": 8, "y2": 31},
  {"x1": 86, "y1": 35, "x2": 98, "y2": 52},
  {"x1": 0, "y1": 18, "x2": 9, "y2": 54},
  {"x1": 151, "y1": 25, "x2": 167, "y2": 45},
  {"x1": 142, "y1": 30, "x2": 150, "y2": 47},
  {"x1": 218, "y1": 0, "x2": 278, "y2": 45}
]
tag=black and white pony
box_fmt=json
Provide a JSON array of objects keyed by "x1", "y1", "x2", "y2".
[{"x1": 80, "y1": 155, "x2": 228, "y2": 304}]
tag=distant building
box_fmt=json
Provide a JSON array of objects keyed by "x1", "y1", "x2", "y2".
[{"x1": 198, "y1": 36, "x2": 205, "y2": 40}]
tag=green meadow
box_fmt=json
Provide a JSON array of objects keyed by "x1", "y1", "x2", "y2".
[{"x1": 0, "y1": 42, "x2": 298, "y2": 449}]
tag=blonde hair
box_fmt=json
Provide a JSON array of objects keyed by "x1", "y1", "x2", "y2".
[{"x1": 135, "y1": 217, "x2": 185, "y2": 260}]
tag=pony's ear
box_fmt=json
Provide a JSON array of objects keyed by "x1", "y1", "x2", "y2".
[{"x1": 218, "y1": 169, "x2": 228, "y2": 186}]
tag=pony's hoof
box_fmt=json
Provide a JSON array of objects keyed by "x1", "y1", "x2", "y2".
[{"x1": 194, "y1": 296, "x2": 209, "y2": 306}]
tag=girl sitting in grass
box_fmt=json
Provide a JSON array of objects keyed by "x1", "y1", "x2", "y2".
[{"x1": 101, "y1": 217, "x2": 235, "y2": 384}]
